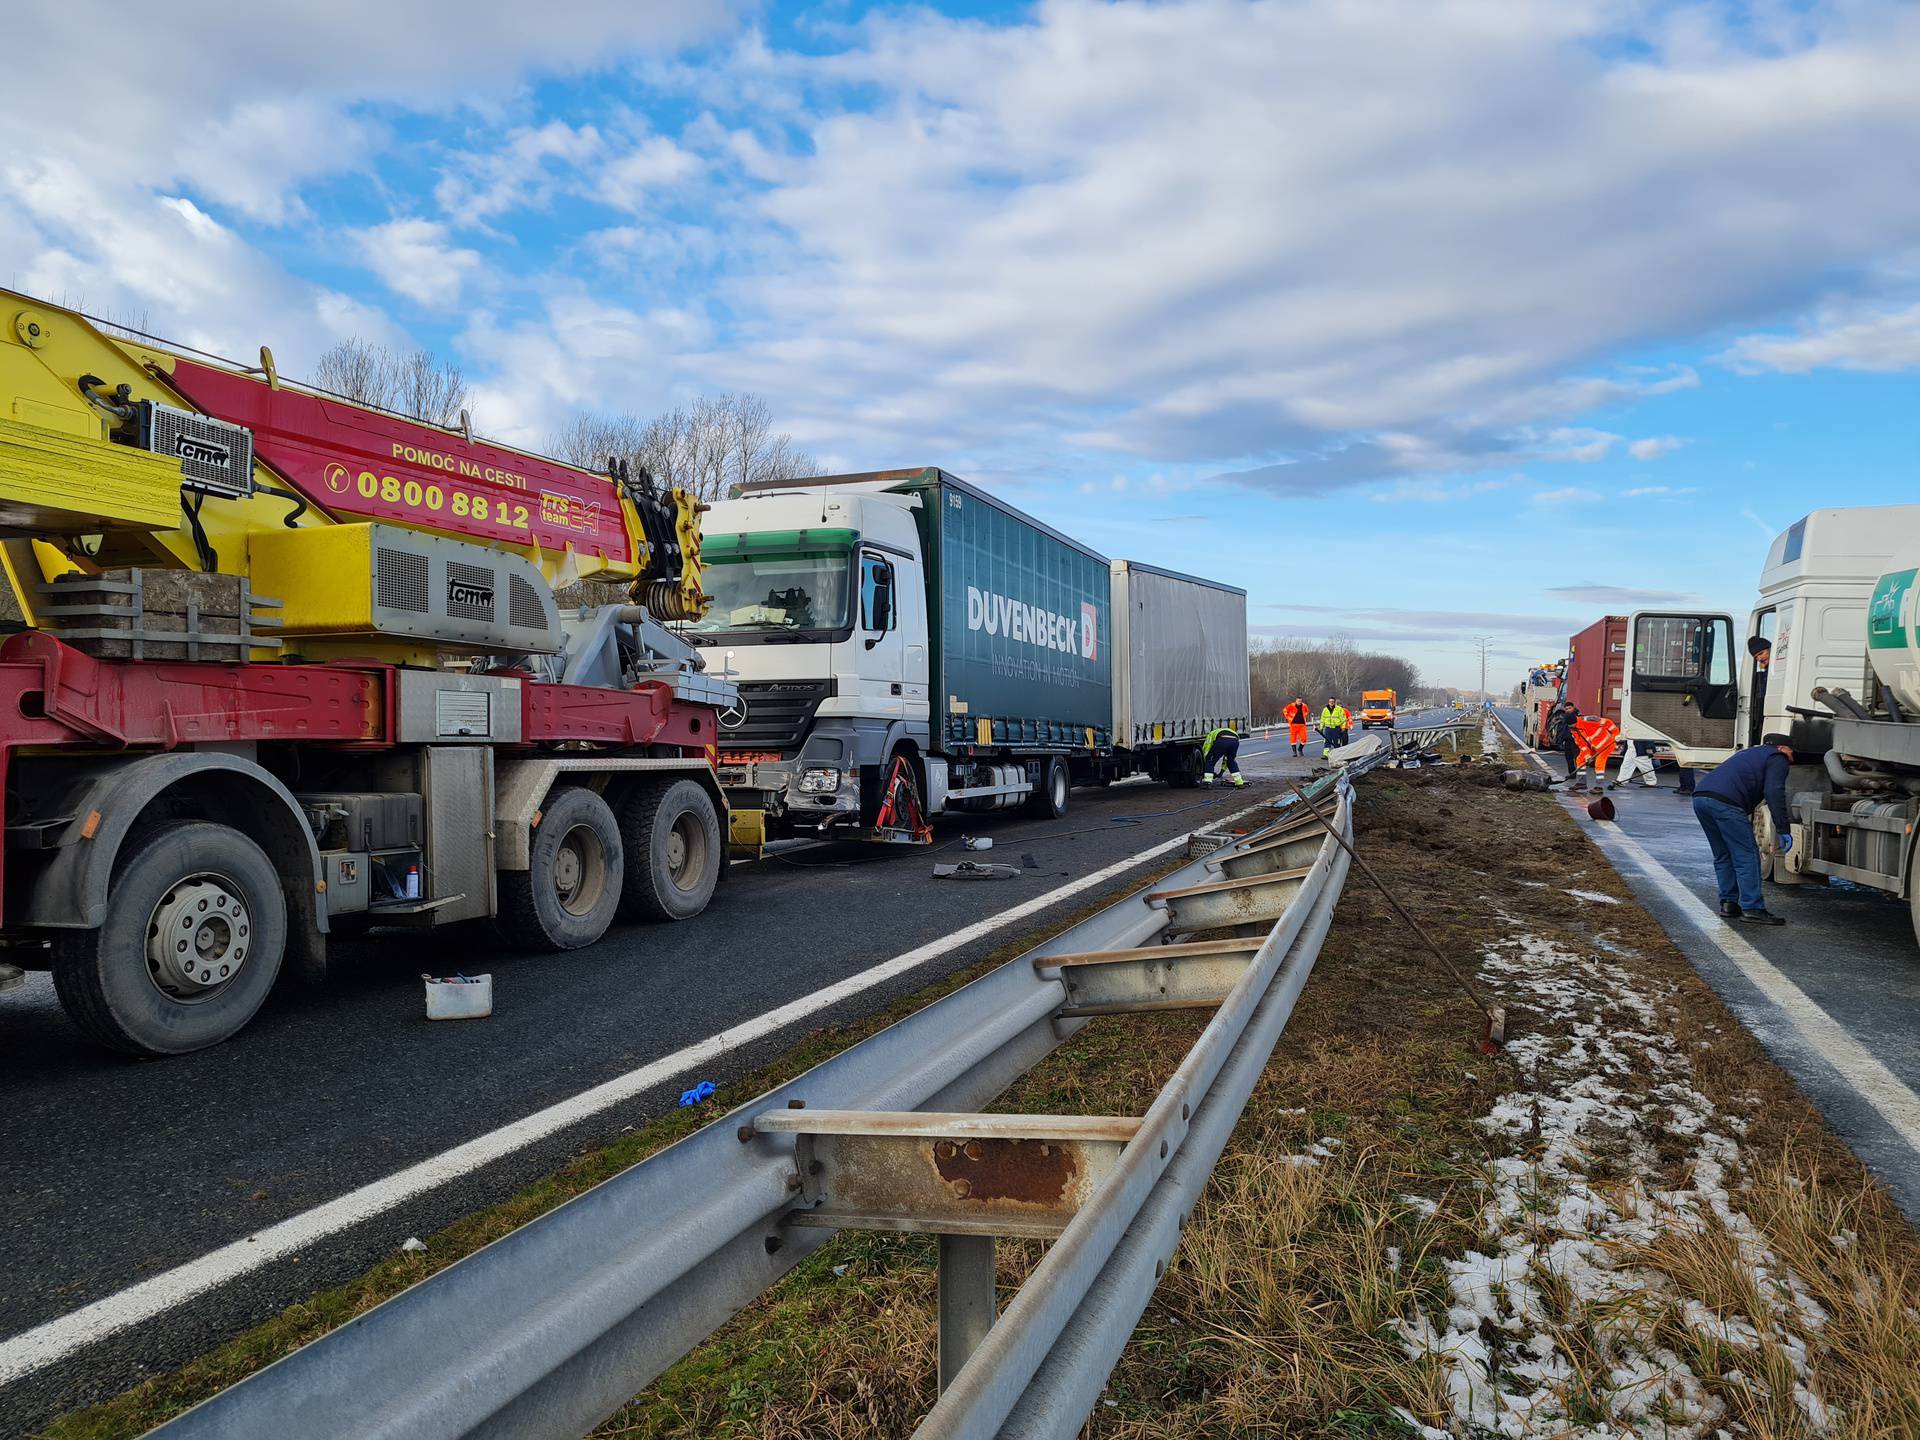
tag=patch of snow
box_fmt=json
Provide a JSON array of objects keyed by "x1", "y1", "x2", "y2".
[
  {"x1": 1395, "y1": 930, "x2": 1838, "y2": 1438},
  {"x1": 1564, "y1": 888, "x2": 1620, "y2": 905}
]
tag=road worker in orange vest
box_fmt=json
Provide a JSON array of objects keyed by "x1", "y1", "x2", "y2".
[
  {"x1": 1282, "y1": 697, "x2": 1312, "y2": 756},
  {"x1": 1566, "y1": 712, "x2": 1622, "y2": 793}
]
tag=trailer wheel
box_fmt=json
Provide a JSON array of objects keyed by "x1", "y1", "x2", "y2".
[
  {"x1": 1164, "y1": 746, "x2": 1202, "y2": 788},
  {"x1": 498, "y1": 787, "x2": 624, "y2": 950},
  {"x1": 1025, "y1": 757, "x2": 1070, "y2": 818},
  {"x1": 50, "y1": 821, "x2": 287, "y2": 1056},
  {"x1": 616, "y1": 778, "x2": 721, "y2": 922}
]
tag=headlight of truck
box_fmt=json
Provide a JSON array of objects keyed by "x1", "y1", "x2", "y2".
[{"x1": 798, "y1": 767, "x2": 842, "y2": 794}]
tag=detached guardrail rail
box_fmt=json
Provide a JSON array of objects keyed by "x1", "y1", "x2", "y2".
[{"x1": 152, "y1": 773, "x2": 1360, "y2": 1440}]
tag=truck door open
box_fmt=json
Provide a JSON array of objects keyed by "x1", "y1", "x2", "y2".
[{"x1": 1623, "y1": 611, "x2": 1739, "y2": 766}]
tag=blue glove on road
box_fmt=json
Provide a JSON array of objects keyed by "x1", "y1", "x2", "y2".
[{"x1": 1778, "y1": 834, "x2": 1793, "y2": 854}]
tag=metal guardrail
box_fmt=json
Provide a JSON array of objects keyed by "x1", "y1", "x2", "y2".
[{"x1": 151, "y1": 774, "x2": 1358, "y2": 1440}]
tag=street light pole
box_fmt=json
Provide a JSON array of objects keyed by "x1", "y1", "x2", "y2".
[{"x1": 1473, "y1": 635, "x2": 1494, "y2": 701}]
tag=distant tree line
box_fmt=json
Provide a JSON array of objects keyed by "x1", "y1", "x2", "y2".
[{"x1": 1250, "y1": 637, "x2": 1422, "y2": 719}]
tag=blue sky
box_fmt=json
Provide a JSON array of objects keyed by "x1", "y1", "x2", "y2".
[{"x1": 6, "y1": 0, "x2": 1918, "y2": 687}]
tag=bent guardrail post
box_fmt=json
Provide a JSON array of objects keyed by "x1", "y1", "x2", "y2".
[{"x1": 915, "y1": 783, "x2": 1353, "y2": 1440}]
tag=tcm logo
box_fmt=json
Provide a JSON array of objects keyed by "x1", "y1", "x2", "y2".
[
  {"x1": 447, "y1": 576, "x2": 495, "y2": 609},
  {"x1": 177, "y1": 435, "x2": 232, "y2": 468},
  {"x1": 966, "y1": 585, "x2": 1098, "y2": 660}
]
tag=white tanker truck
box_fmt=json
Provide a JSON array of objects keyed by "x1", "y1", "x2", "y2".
[{"x1": 1617, "y1": 505, "x2": 1920, "y2": 945}]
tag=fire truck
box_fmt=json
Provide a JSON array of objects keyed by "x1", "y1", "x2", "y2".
[{"x1": 0, "y1": 290, "x2": 733, "y2": 1055}]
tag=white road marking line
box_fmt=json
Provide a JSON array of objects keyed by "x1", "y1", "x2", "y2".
[
  {"x1": 1585, "y1": 814, "x2": 1920, "y2": 1153},
  {"x1": 1492, "y1": 711, "x2": 1554, "y2": 774},
  {"x1": 0, "y1": 799, "x2": 1271, "y2": 1385}
]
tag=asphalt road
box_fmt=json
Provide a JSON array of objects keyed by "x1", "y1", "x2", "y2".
[
  {"x1": 1492, "y1": 706, "x2": 1920, "y2": 1225},
  {"x1": 2, "y1": 743, "x2": 1333, "y2": 1432}
]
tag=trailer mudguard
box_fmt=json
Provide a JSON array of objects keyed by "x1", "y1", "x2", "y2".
[{"x1": 12, "y1": 751, "x2": 330, "y2": 978}]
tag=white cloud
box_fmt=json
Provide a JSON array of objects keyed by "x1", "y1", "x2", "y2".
[
  {"x1": 1627, "y1": 435, "x2": 1687, "y2": 460},
  {"x1": 1532, "y1": 486, "x2": 1603, "y2": 505},
  {"x1": 1545, "y1": 584, "x2": 1698, "y2": 606},
  {"x1": 1721, "y1": 300, "x2": 1920, "y2": 373},
  {"x1": 1621, "y1": 484, "x2": 1699, "y2": 498},
  {"x1": 460, "y1": 289, "x2": 713, "y2": 446},
  {"x1": 0, "y1": 1, "x2": 736, "y2": 374},
  {"x1": 659, "y1": 0, "x2": 1920, "y2": 474},
  {"x1": 353, "y1": 220, "x2": 484, "y2": 309},
  {"x1": 436, "y1": 122, "x2": 608, "y2": 223},
  {"x1": 597, "y1": 136, "x2": 703, "y2": 213}
]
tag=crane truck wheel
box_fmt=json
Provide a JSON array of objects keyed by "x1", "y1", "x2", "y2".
[
  {"x1": 498, "y1": 787, "x2": 624, "y2": 950},
  {"x1": 50, "y1": 821, "x2": 287, "y2": 1056},
  {"x1": 615, "y1": 778, "x2": 721, "y2": 922},
  {"x1": 1025, "y1": 756, "x2": 1070, "y2": 818}
]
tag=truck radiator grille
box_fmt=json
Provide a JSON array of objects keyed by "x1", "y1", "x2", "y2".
[
  {"x1": 720, "y1": 680, "x2": 835, "y2": 752},
  {"x1": 377, "y1": 549, "x2": 430, "y2": 614}
]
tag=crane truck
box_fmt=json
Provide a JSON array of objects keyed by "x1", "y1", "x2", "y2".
[
  {"x1": 0, "y1": 289, "x2": 734, "y2": 1055},
  {"x1": 696, "y1": 469, "x2": 1249, "y2": 848}
]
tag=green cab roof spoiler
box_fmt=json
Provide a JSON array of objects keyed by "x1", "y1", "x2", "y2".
[{"x1": 702, "y1": 526, "x2": 861, "y2": 557}]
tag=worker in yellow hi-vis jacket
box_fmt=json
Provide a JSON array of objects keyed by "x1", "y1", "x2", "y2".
[{"x1": 1200, "y1": 726, "x2": 1246, "y2": 786}]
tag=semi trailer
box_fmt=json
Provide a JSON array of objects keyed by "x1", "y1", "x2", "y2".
[
  {"x1": 0, "y1": 289, "x2": 732, "y2": 1054},
  {"x1": 698, "y1": 468, "x2": 1249, "y2": 846}
]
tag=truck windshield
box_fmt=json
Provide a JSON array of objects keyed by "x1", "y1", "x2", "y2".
[{"x1": 686, "y1": 551, "x2": 853, "y2": 638}]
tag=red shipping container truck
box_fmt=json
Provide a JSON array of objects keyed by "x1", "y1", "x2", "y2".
[{"x1": 1564, "y1": 616, "x2": 1627, "y2": 725}]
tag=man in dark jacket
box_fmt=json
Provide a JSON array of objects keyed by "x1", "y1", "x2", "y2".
[{"x1": 1693, "y1": 735, "x2": 1794, "y2": 924}]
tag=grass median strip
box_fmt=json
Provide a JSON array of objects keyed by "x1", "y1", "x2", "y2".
[{"x1": 38, "y1": 850, "x2": 1219, "y2": 1440}]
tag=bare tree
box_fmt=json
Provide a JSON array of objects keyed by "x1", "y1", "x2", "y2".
[
  {"x1": 553, "y1": 393, "x2": 820, "y2": 500},
  {"x1": 1319, "y1": 635, "x2": 1367, "y2": 700},
  {"x1": 311, "y1": 339, "x2": 468, "y2": 427},
  {"x1": 550, "y1": 411, "x2": 648, "y2": 472}
]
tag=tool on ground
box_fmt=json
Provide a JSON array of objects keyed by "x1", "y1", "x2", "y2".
[
  {"x1": 1285, "y1": 781, "x2": 1507, "y2": 1050},
  {"x1": 931, "y1": 861, "x2": 1022, "y2": 881}
]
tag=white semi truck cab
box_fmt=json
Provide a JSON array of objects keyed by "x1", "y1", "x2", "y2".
[{"x1": 692, "y1": 486, "x2": 945, "y2": 837}]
